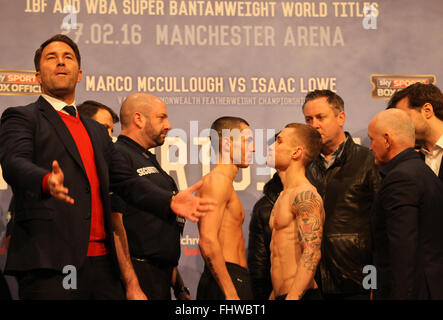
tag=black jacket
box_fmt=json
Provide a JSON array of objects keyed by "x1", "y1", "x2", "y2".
[
  {"x1": 306, "y1": 133, "x2": 381, "y2": 294},
  {"x1": 0, "y1": 97, "x2": 172, "y2": 274},
  {"x1": 247, "y1": 173, "x2": 282, "y2": 300},
  {"x1": 111, "y1": 135, "x2": 183, "y2": 266},
  {"x1": 372, "y1": 148, "x2": 443, "y2": 299}
]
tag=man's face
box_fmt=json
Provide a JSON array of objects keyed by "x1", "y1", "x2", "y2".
[
  {"x1": 36, "y1": 41, "x2": 82, "y2": 100},
  {"x1": 267, "y1": 128, "x2": 295, "y2": 170},
  {"x1": 143, "y1": 100, "x2": 172, "y2": 148},
  {"x1": 236, "y1": 123, "x2": 255, "y2": 168},
  {"x1": 92, "y1": 108, "x2": 114, "y2": 138},
  {"x1": 368, "y1": 121, "x2": 389, "y2": 166},
  {"x1": 222, "y1": 123, "x2": 255, "y2": 167},
  {"x1": 394, "y1": 97, "x2": 428, "y2": 144},
  {"x1": 303, "y1": 97, "x2": 345, "y2": 149}
]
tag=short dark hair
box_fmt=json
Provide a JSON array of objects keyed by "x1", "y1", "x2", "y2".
[
  {"x1": 284, "y1": 123, "x2": 322, "y2": 166},
  {"x1": 210, "y1": 116, "x2": 249, "y2": 152},
  {"x1": 34, "y1": 34, "x2": 81, "y2": 71},
  {"x1": 387, "y1": 83, "x2": 443, "y2": 120},
  {"x1": 302, "y1": 90, "x2": 344, "y2": 115},
  {"x1": 77, "y1": 100, "x2": 119, "y2": 123}
]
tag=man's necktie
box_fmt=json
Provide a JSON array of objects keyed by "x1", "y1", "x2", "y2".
[{"x1": 63, "y1": 105, "x2": 77, "y2": 117}]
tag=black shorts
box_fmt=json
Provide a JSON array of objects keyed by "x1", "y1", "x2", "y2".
[{"x1": 197, "y1": 262, "x2": 253, "y2": 300}]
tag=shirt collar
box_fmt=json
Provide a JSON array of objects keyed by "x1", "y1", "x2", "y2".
[
  {"x1": 118, "y1": 134, "x2": 155, "y2": 155},
  {"x1": 41, "y1": 94, "x2": 77, "y2": 114},
  {"x1": 320, "y1": 135, "x2": 348, "y2": 166},
  {"x1": 420, "y1": 134, "x2": 443, "y2": 155}
]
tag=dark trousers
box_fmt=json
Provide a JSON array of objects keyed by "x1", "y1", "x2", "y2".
[
  {"x1": 131, "y1": 258, "x2": 174, "y2": 300},
  {"x1": 17, "y1": 255, "x2": 125, "y2": 300},
  {"x1": 197, "y1": 262, "x2": 253, "y2": 300},
  {"x1": 0, "y1": 271, "x2": 11, "y2": 300}
]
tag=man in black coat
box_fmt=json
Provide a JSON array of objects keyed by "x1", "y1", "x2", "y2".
[
  {"x1": 302, "y1": 90, "x2": 381, "y2": 299},
  {"x1": 0, "y1": 34, "x2": 214, "y2": 300},
  {"x1": 368, "y1": 109, "x2": 443, "y2": 299},
  {"x1": 247, "y1": 172, "x2": 281, "y2": 300}
]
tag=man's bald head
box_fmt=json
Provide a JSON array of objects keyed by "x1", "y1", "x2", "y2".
[
  {"x1": 119, "y1": 93, "x2": 171, "y2": 149},
  {"x1": 368, "y1": 109, "x2": 416, "y2": 166},
  {"x1": 370, "y1": 109, "x2": 415, "y2": 148},
  {"x1": 120, "y1": 93, "x2": 166, "y2": 129}
]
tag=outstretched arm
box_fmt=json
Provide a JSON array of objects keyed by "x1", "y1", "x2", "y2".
[
  {"x1": 170, "y1": 180, "x2": 217, "y2": 222},
  {"x1": 286, "y1": 190, "x2": 324, "y2": 300}
]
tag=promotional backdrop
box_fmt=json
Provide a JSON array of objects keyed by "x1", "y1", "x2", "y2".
[{"x1": 1, "y1": 0, "x2": 442, "y2": 299}]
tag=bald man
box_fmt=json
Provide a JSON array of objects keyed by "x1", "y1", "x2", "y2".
[
  {"x1": 369, "y1": 109, "x2": 443, "y2": 299},
  {"x1": 111, "y1": 93, "x2": 192, "y2": 300}
]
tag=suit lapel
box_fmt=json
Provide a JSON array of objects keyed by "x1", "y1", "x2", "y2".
[
  {"x1": 419, "y1": 149, "x2": 443, "y2": 182},
  {"x1": 439, "y1": 157, "x2": 443, "y2": 182},
  {"x1": 38, "y1": 96, "x2": 87, "y2": 177}
]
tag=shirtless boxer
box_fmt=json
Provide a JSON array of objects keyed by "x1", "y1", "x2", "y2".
[
  {"x1": 268, "y1": 123, "x2": 324, "y2": 300},
  {"x1": 197, "y1": 116, "x2": 255, "y2": 300}
]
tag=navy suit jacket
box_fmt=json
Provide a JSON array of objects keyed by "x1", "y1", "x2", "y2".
[
  {"x1": 417, "y1": 151, "x2": 443, "y2": 183},
  {"x1": 371, "y1": 148, "x2": 443, "y2": 299},
  {"x1": 0, "y1": 97, "x2": 172, "y2": 274}
]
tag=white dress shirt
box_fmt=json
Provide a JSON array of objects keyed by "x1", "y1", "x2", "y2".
[
  {"x1": 41, "y1": 94, "x2": 77, "y2": 116},
  {"x1": 421, "y1": 134, "x2": 443, "y2": 176}
]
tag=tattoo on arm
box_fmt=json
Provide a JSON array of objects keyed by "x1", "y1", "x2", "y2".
[
  {"x1": 293, "y1": 191, "x2": 323, "y2": 272},
  {"x1": 206, "y1": 257, "x2": 220, "y2": 283}
]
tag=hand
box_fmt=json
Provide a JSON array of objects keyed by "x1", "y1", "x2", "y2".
[
  {"x1": 170, "y1": 180, "x2": 216, "y2": 222},
  {"x1": 47, "y1": 160, "x2": 74, "y2": 204},
  {"x1": 176, "y1": 291, "x2": 193, "y2": 300},
  {"x1": 126, "y1": 285, "x2": 148, "y2": 300}
]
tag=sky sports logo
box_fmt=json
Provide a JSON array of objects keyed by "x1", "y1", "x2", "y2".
[
  {"x1": 0, "y1": 70, "x2": 41, "y2": 96},
  {"x1": 181, "y1": 234, "x2": 201, "y2": 256},
  {"x1": 370, "y1": 74, "x2": 436, "y2": 99}
]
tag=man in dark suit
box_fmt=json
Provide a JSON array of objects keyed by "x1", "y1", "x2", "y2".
[
  {"x1": 0, "y1": 34, "x2": 214, "y2": 300},
  {"x1": 387, "y1": 83, "x2": 443, "y2": 182},
  {"x1": 368, "y1": 108, "x2": 443, "y2": 299}
]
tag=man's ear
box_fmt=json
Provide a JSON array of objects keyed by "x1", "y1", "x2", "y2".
[
  {"x1": 77, "y1": 69, "x2": 83, "y2": 83},
  {"x1": 384, "y1": 133, "x2": 392, "y2": 149},
  {"x1": 220, "y1": 136, "x2": 232, "y2": 164},
  {"x1": 222, "y1": 136, "x2": 231, "y2": 153},
  {"x1": 35, "y1": 71, "x2": 41, "y2": 85},
  {"x1": 133, "y1": 112, "x2": 145, "y2": 128},
  {"x1": 292, "y1": 146, "x2": 303, "y2": 161},
  {"x1": 337, "y1": 111, "x2": 346, "y2": 127},
  {"x1": 421, "y1": 103, "x2": 435, "y2": 120}
]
